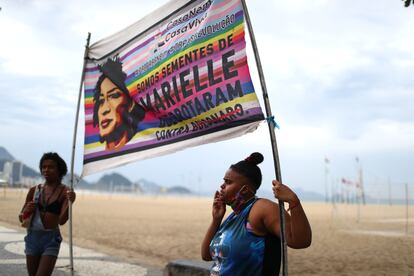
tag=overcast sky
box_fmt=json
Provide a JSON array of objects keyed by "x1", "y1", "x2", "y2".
[{"x1": 0, "y1": 0, "x2": 413, "y2": 199}]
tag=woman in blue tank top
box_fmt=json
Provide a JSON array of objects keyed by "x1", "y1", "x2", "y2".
[{"x1": 201, "y1": 152, "x2": 312, "y2": 276}]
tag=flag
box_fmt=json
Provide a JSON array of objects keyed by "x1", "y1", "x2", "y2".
[
  {"x1": 341, "y1": 178, "x2": 355, "y2": 187},
  {"x1": 82, "y1": 0, "x2": 264, "y2": 176}
]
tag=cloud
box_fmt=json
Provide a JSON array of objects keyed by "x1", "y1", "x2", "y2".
[
  {"x1": 240, "y1": 0, "x2": 414, "y2": 148},
  {"x1": 60, "y1": 0, "x2": 167, "y2": 40},
  {"x1": 0, "y1": 12, "x2": 79, "y2": 77}
]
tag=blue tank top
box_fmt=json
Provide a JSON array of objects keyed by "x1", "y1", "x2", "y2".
[{"x1": 209, "y1": 198, "x2": 281, "y2": 276}]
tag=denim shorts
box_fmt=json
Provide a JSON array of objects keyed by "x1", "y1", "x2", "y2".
[{"x1": 24, "y1": 229, "x2": 62, "y2": 257}]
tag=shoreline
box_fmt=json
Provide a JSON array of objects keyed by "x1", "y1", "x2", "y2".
[{"x1": 4, "y1": 186, "x2": 412, "y2": 206}]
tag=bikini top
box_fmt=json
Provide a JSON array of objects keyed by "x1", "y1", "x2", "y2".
[{"x1": 37, "y1": 185, "x2": 65, "y2": 215}]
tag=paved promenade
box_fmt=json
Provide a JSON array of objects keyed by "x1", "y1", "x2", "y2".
[{"x1": 0, "y1": 225, "x2": 163, "y2": 276}]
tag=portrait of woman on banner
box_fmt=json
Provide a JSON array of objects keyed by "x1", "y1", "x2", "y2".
[{"x1": 93, "y1": 57, "x2": 145, "y2": 151}]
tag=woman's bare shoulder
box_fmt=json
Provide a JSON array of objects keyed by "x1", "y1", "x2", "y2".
[
  {"x1": 28, "y1": 185, "x2": 40, "y2": 194},
  {"x1": 249, "y1": 198, "x2": 280, "y2": 235},
  {"x1": 60, "y1": 183, "x2": 69, "y2": 190},
  {"x1": 58, "y1": 184, "x2": 69, "y2": 198},
  {"x1": 251, "y1": 198, "x2": 279, "y2": 215},
  {"x1": 255, "y1": 198, "x2": 278, "y2": 207},
  {"x1": 24, "y1": 185, "x2": 40, "y2": 200}
]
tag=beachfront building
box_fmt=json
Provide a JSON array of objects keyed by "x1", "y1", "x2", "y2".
[{"x1": 2, "y1": 161, "x2": 23, "y2": 186}]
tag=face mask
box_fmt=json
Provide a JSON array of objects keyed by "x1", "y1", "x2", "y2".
[
  {"x1": 226, "y1": 187, "x2": 244, "y2": 206},
  {"x1": 227, "y1": 185, "x2": 252, "y2": 213}
]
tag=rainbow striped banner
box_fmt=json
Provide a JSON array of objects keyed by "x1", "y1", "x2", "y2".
[{"x1": 82, "y1": 0, "x2": 264, "y2": 176}]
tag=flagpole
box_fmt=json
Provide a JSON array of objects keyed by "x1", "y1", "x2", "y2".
[
  {"x1": 240, "y1": 1, "x2": 288, "y2": 275},
  {"x1": 69, "y1": 32, "x2": 91, "y2": 276}
]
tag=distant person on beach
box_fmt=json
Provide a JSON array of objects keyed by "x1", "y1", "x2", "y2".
[
  {"x1": 93, "y1": 57, "x2": 145, "y2": 151},
  {"x1": 19, "y1": 152, "x2": 76, "y2": 276},
  {"x1": 201, "y1": 152, "x2": 312, "y2": 275}
]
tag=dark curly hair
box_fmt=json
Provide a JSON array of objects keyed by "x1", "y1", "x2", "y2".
[
  {"x1": 230, "y1": 152, "x2": 264, "y2": 190},
  {"x1": 39, "y1": 152, "x2": 68, "y2": 180}
]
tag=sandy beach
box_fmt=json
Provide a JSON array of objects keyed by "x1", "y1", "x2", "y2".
[{"x1": 1, "y1": 188, "x2": 413, "y2": 275}]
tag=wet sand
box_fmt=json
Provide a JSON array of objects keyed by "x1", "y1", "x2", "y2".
[{"x1": 1, "y1": 189, "x2": 413, "y2": 275}]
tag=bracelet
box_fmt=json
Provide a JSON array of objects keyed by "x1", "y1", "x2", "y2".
[{"x1": 287, "y1": 199, "x2": 300, "y2": 212}]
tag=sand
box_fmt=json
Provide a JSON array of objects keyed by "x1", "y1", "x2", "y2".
[{"x1": 1, "y1": 188, "x2": 413, "y2": 275}]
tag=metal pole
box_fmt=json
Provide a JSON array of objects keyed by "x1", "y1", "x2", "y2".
[
  {"x1": 388, "y1": 177, "x2": 392, "y2": 206},
  {"x1": 356, "y1": 195, "x2": 360, "y2": 223},
  {"x1": 406, "y1": 183, "x2": 409, "y2": 235},
  {"x1": 360, "y1": 165, "x2": 365, "y2": 205},
  {"x1": 69, "y1": 32, "x2": 91, "y2": 275},
  {"x1": 324, "y1": 161, "x2": 327, "y2": 203},
  {"x1": 240, "y1": 1, "x2": 288, "y2": 275},
  {"x1": 324, "y1": 158, "x2": 330, "y2": 203}
]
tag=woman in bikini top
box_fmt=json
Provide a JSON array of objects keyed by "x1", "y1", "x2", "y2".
[
  {"x1": 36, "y1": 183, "x2": 69, "y2": 229},
  {"x1": 19, "y1": 152, "x2": 76, "y2": 276}
]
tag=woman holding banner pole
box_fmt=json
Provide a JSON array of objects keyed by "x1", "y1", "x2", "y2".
[
  {"x1": 201, "y1": 152, "x2": 312, "y2": 275},
  {"x1": 18, "y1": 152, "x2": 76, "y2": 276}
]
